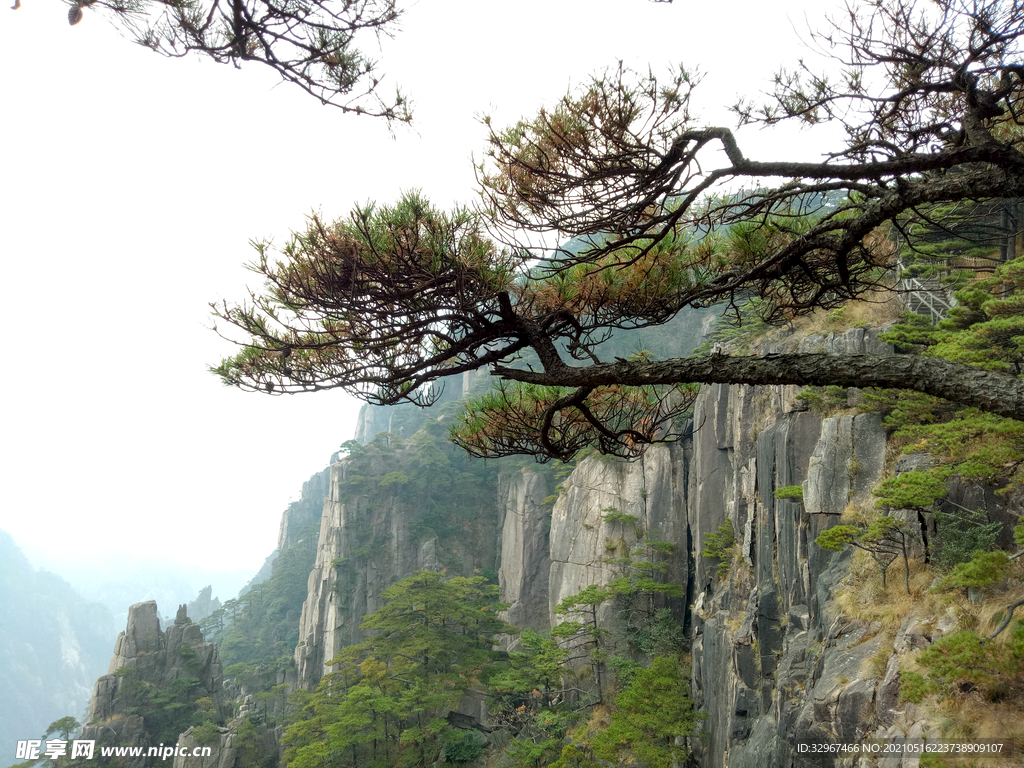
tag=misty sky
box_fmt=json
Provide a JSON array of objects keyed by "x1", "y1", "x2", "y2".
[{"x1": 0, "y1": 0, "x2": 840, "y2": 598}]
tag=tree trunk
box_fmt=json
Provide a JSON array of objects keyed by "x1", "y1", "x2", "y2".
[{"x1": 496, "y1": 353, "x2": 1024, "y2": 422}]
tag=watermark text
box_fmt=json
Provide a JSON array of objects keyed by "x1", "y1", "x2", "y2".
[{"x1": 16, "y1": 740, "x2": 213, "y2": 761}]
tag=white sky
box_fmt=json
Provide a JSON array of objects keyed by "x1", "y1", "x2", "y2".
[{"x1": 0, "y1": 0, "x2": 841, "y2": 597}]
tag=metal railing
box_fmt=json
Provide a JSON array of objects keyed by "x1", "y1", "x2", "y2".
[{"x1": 896, "y1": 258, "x2": 959, "y2": 324}]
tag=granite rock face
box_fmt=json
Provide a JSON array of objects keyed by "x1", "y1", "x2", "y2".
[
  {"x1": 293, "y1": 442, "x2": 500, "y2": 688},
  {"x1": 288, "y1": 326, "x2": 955, "y2": 766},
  {"x1": 546, "y1": 444, "x2": 689, "y2": 631},
  {"x1": 497, "y1": 467, "x2": 553, "y2": 635},
  {"x1": 172, "y1": 727, "x2": 237, "y2": 768},
  {"x1": 277, "y1": 468, "x2": 331, "y2": 554},
  {"x1": 518, "y1": 327, "x2": 935, "y2": 766},
  {"x1": 684, "y1": 330, "x2": 946, "y2": 767},
  {"x1": 81, "y1": 601, "x2": 224, "y2": 768},
  {"x1": 187, "y1": 586, "x2": 223, "y2": 624},
  {"x1": 87, "y1": 601, "x2": 223, "y2": 719}
]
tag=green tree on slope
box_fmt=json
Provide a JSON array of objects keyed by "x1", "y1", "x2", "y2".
[
  {"x1": 283, "y1": 572, "x2": 513, "y2": 768},
  {"x1": 550, "y1": 656, "x2": 701, "y2": 768}
]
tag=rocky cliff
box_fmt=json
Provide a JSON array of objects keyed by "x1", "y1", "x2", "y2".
[
  {"x1": 187, "y1": 587, "x2": 223, "y2": 624},
  {"x1": 140, "y1": 297, "x2": 1021, "y2": 768},
  {"x1": 361, "y1": 324, "x2": 1008, "y2": 765},
  {"x1": 287, "y1": 326, "x2": 928, "y2": 765},
  {"x1": 81, "y1": 601, "x2": 227, "y2": 766},
  {"x1": 294, "y1": 430, "x2": 502, "y2": 688},
  {"x1": 277, "y1": 467, "x2": 331, "y2": 556},
  {"x1": 683, "y1": 329, "x2": 892, "y2": 767},
  {"x1": 496, "y1": 467, "x2": 554, "y2": 635}
]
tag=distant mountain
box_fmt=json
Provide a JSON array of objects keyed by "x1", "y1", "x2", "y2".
[
  {"x1": 0, "y1": 531, "x2": 115, "y2": 761},
  {"x1": 29, "y1": 556, "x2": 253, "y2": 630}
]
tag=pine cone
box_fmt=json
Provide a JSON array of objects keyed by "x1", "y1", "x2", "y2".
[{"x1": 68, "y1": 5, "x2": 83, "y2": 25}]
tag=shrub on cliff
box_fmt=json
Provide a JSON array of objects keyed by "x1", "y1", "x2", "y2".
[
  {"x1": 910, "y1": 624, "x2": 1024, "y2": 702},
  {"x1": 550, "y1": 656, "x2": 702, "y2": 768},
  {"x1": 283, "y1": 572, "x2": 513, "y2": 768}
]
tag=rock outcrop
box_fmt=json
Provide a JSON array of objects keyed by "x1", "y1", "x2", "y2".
[
  {"x1": 172, "y1": 728, "x2": 237, "y2": 768},
  {"x1": 546, "y1": 444, "x2": 689, "y2": 629},
  {"x1": 488, "y1": 327, "x2": 932, "y2": 766},
  {"x1": 277, "y1": 468, "x2": 331, "y2": 554},
  {"x1": 497, "y1": 467, "x2": 553, "y2": 635},
  {"x1": 294, "y1": 440, "x2": 501, "y2": 688},
  {"x1": 81, "y1": 601, "x2": 225, "y2": 766},
  {"x1": 187, "y1": 587, "x2": 223, "y2": 624},
  {"x1": 683, "y1": 330, "x2": 904, "y2": 766}
]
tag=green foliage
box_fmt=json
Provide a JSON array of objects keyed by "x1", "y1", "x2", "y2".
[
  {"x1": 898, "y1": 670, "x2": 938, "y2": 704},
  {"x1": 860, "y1": 385, "x2": 958, "y2": 431},
  {"x1": 283, "y1": 572, "x2": 514, "y2": 768},
  {"x1": 795, "y1": 385, "x2": 849, "y2": 414},
  {"x1": 915, "y1": 627, "x2": 1024, "y2": 701},
  {"x1": 920, "y1": 631, "x2": 1000, "y2": 690},
  {"x1": 233, "y1": 717, "x2": 279, "y2": 768},
  {"x1": 701, "y1": 522, "x2": 737, "y2": 581},
  {"x1": 933, "y1": 508, "x2": 1002, "y2": 570},
  {"x1": 43, "y1": 716, "x2": 80, "y2": 741},
  {"x1": 607, "y1": 655, "x2": 642, "y2": 687},
  {"x1": 488, "y1": 629, "x2": 570, "y2": 736},
  {"x1": 209, "y1": 527, "x2": 317, "y2": 671},
  {"x1": 936, "y1": 550, "x2": 1011, "y2": 591},
  {"x1": 814, "y1": 525, "x2": 860, "y2": 551},
  {"x1": 503, "y1": 736, "x2": 565, "y2": 768},
  {"x1": 601, "y1": 507, "x2": 640, "y2": 528},
  {"x1": 223, "y1": 662, "x2": 257, "y2": 689},
  {"x1": 552, "y1": 657, "x2": 701, "y2": 768},
  {"x1": 440, "y1": 729, "x2": 485, "y2": 763},
  {"x1": 906, "y1": 622, "x2": 1024, "y2": 704},
  {"x1": 623, "y1": 607, "x2": 686, "y2": 657},
  {"x1": 551, "y1": 584, "x2": 617, "y2": 701},
  {"x1": 549, "y1": 742, "x2": 601, "y2": 768},
  {"x1": 592, "y1": 657, "x2": 700, "y2": 768},
  {"x1": 394, "y1": 426, "x2": 500, "y2": 547},
  {"x1": 895, "y1": 413, "x2": 1024, "y2": 486},
  {"x1": 871, "y1": 256, "x2": 1024, "y2": 503},
  {"x1": 554, "y1": 585, "x2": 615, "y2": 614},
  {"x1": 815, "y1": 518, "x2": 914, "y2": 592},
  {"x1": 109, "y1": 667, "x2": 220, "y2": 747},
  {"x1": 597, "y1": 521, "x2": 685, "y2": 655},
  {"x1": 701, "y1": 522, "x2": 736, "y2": 559},
  {"x1": 873, "y1": 469, "x2": 951, "y2": 509},
  {"x1": 862, "y1": 517, "x2": 907, "y2": 545},
  {"x1": 191, "y1": 720, "x2": 220, "y2": 746},
  {"x1": 378, "y1": 470, "x2": 409, "y2": 487},
  {"x1": 491, "y1": 630, "x2": 566, "y2": 691},
  {"x1": 893, "y1": 199, "x2": 1019, "y2": 278},
  {"x1": 774, "y1": 484, "x2": 804, "y2": 501}
]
